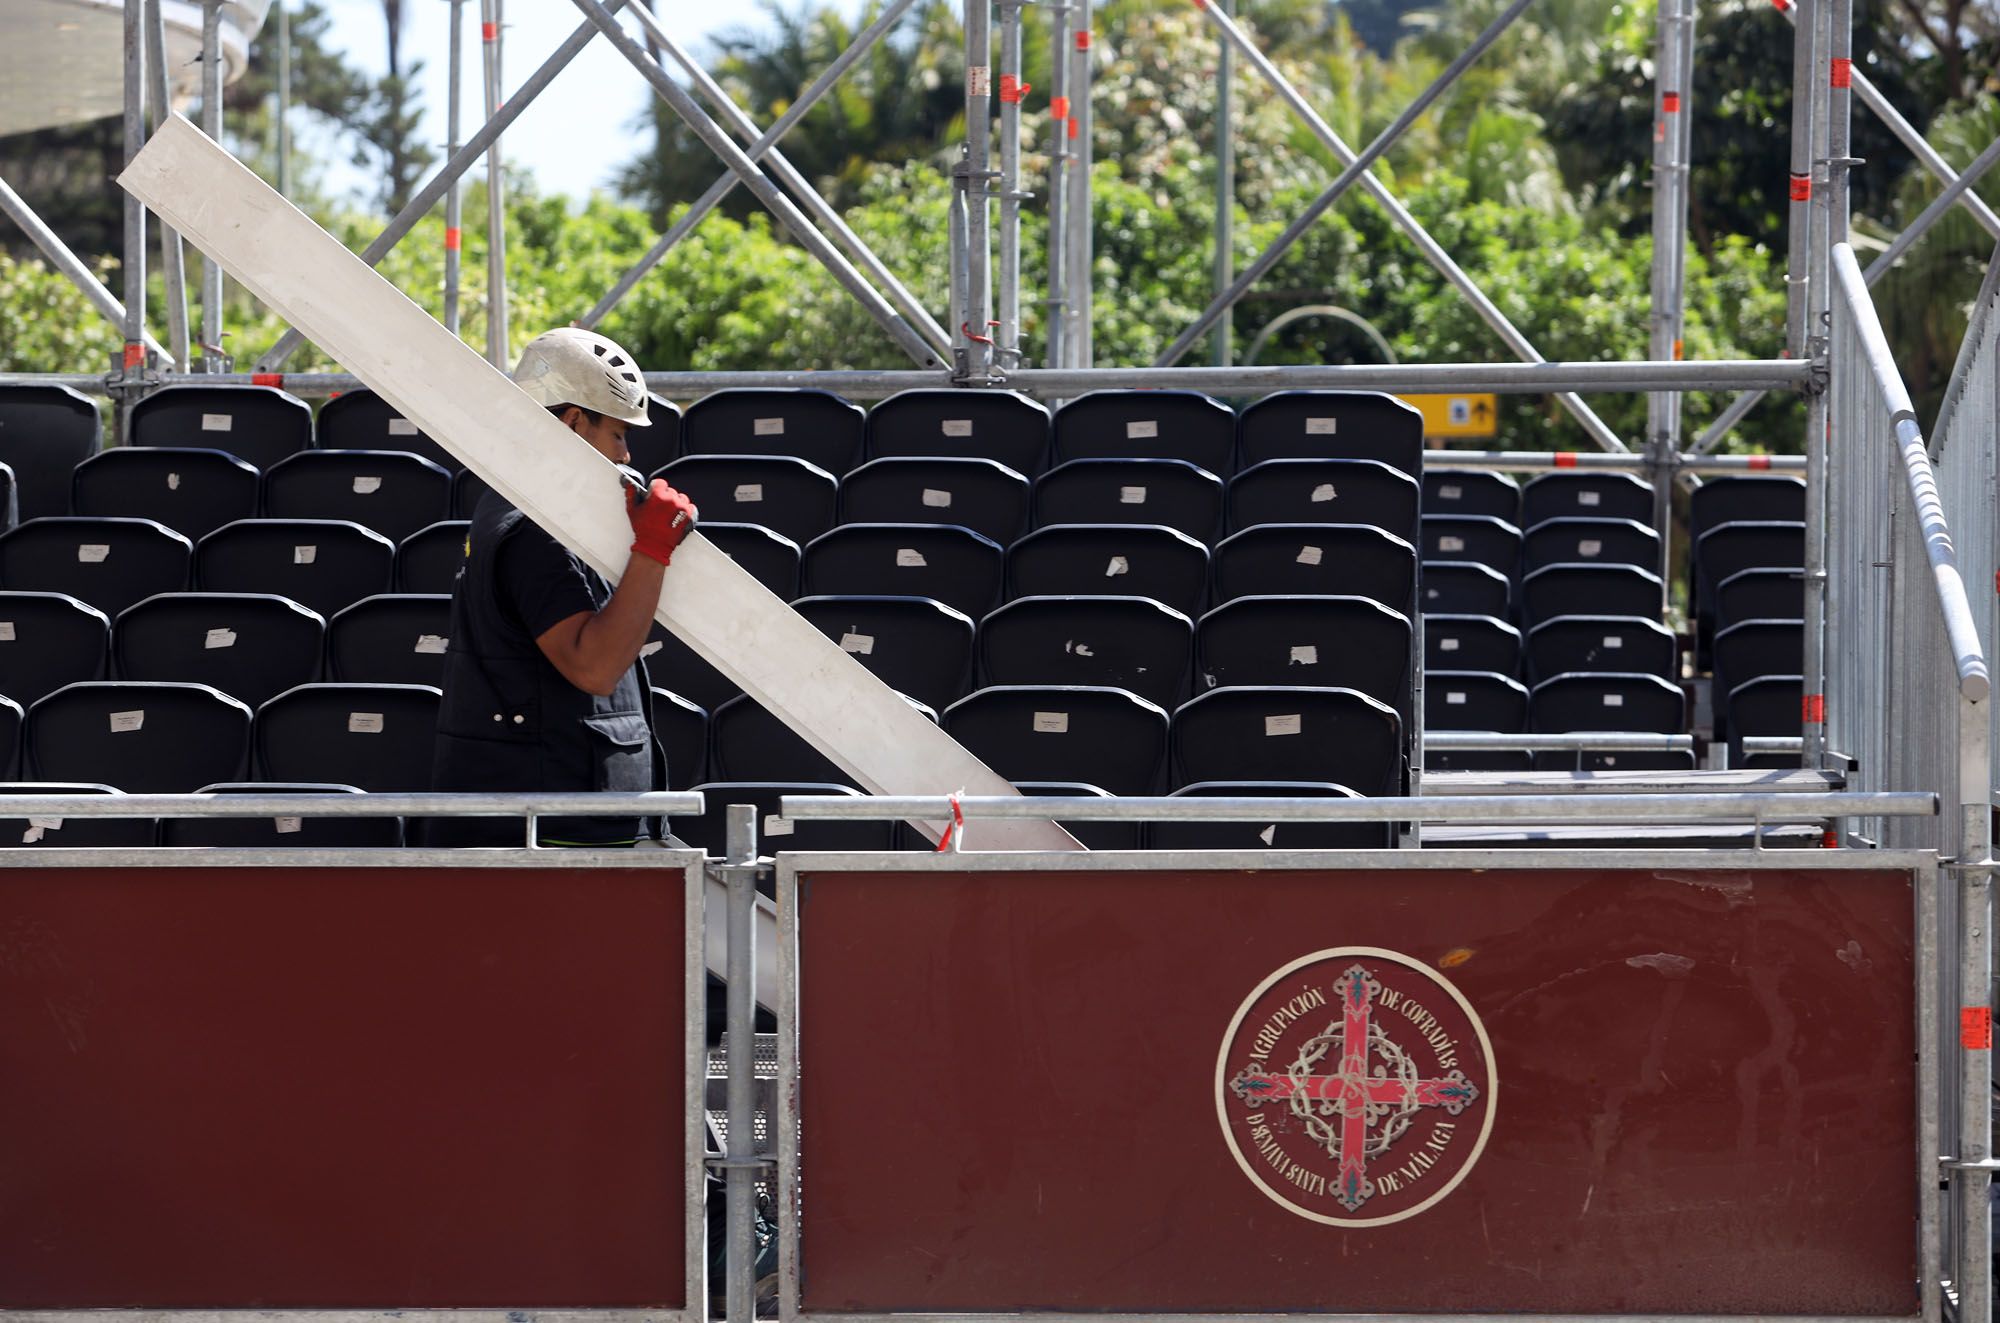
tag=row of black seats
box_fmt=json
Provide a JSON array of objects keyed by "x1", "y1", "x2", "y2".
[{"x1": 1424, "y1": 670, "x2": 1684, "y2": 767}]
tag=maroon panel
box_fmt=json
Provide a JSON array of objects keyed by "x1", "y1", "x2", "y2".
[
  {"x1": 0, "y1": 866, "x2": 687, "y2": 1308},
  {"x1": 798, "y1": 866, "x2": 1917, "y2": 1315}
]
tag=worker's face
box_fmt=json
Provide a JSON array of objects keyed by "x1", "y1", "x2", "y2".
[{"x1": 562, "y1": 406, "x2": 630, "y2": 466}]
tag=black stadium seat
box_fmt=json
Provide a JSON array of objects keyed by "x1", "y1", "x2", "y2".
[
  {"x1": 866, "y1": 389, "x2": 1050, "y2": 476},
  {"x1": 1712, "y1": 618, "x2": 1804, "y2": 714},
  {"x1": 452, "y1": 467, "x2": 495, "y2": 520},
  {"x1": 0, "y1": 516, "x2": 192, "y2": 618},
  {"x1": 162, "y1": 782, "x2": 404, "y2": 848},
  {"x1": 327, "y1": 594, "x2": 453, "y2": 686},
  {"x1": 1521, "y1": 563, "x2": 1663, "y2": 628},
  {"x1": 642, "y1": 625, "x2": 738, "y2": 714},
  {"x1": 396, "y1": 520, "x2": 470, "y2": 593},
  {"x1": 28, "y1": 680, "x2": 252, "y2": 790},
  {"x1": 0, "y1": 591, "x2": 110, "y2": 705},
  {"x1": 0, "y1": 695, "x2": 19, "y2": 777},
  {"x1": 1032, "y1": 458, "x2": 1223, "y2": 543},
  {"x1": 711, "y1": 693, "x2": 933, "y2": 785},
  {"x1": 0, "y1": 383, "x2": 101, "y2": 518},
  {"x1": 1423, "y1": 469, "x2": 1520, "y2": 523},
  {"x1": 1150, "y1": 781, "x2": 1392, "y2": 850},
  {"x1": 1424, "y1": 613, "x2": 1521, "y2": 677},
  {"x1": 945, "y1": 685, "x2": 1170, "y2": 795},
  {"x1": 1210, "y1": 524, "x2": 1417, "y2": 614},
  {"x1": 1522, "y1": 516, "x2": 1660, "y2": 574},
  {"x1": 651, "y1": 687, "x2": 709, "y2": 791},
  {"x1": 1170, "y1": 686, "x2": 1403, "y2": 796},
  {"x1": 113, "y1": 592, "x2": 325, "y2": 708},
  {"x1": 71, "y1": 447, "x2": 260, "y2": 541},
  {"x1": 314, "y1": 388, "x2": 459, "y2": 471},
  {"x1": 1727, "y1": 674, "x2": 1803, "y2": 768},
  {"x1": 196, "y1": 519, "x2": 395, "y2": 617},
  {"x1": 254, "y1": 682, "x2": 441, "y2": 791},
  {"x1": 0, "y1": 462, "x2": 20, "y2": 534},
  {"x1": 1420, "y1": 515, "x2": 1522, "y2": 583},
  {"x1": 702, "y1": 523, "x2": 803, "y2": 600},
  {"x1": 1419, "y1": 562, "x2": 1510, "y2": 618},
  {"x1": 1013, "y1": 780, "x2": 1142, "y2": 850},
  {"x1": 978, "y1": 595, "x2": 1194, "y2": 709},
  {"x1": 801, "y1": 523, "x2": 1003, "y2": 618},
  {"x1": 263, "y1": 449, "x2": 453, "y2": 544},
  {"x1": 1425, "y1": 669, "x2": 1530, "y2": 733},
  {"x1": 1006, "y1": 523, "x2": 1209, "y2": 616},
  {"x1": 0, "y1": 782, "x2": 153, "y2": 847},
  {"x1": 627, "y1": 395, "x2": 686, "y2": 479},
  {"x1": 679, "y1": 782, "x2": 894, "y2": 854},
  {"x1": 1225, "y1": 458, "x2": 1418, "y2": 538},
  {"x1": 1236, "y1": 391, "x2": 1423, "y2": 477},
  {"x1": 1526, "y1": 615, "x2": 1678, "y2": 684},
  {"x1": 127, "y1": 383, "x2": 312, "y2": 470},
  {"x1": 1694, "y1": 520, "x2": 1808, "y2": 641},
  {"x1": 659, "y1": 454, "x2": 838, "y2": 548},
  {"x1": 791, "y1": 595, "x2": 976, "y2": 710},
  {"x1": 1519, "y1": 471, "x2": 1654, "y2": 529},
  {"x1": 682, "y1": 389, "x2": 865, "y2": 473},
  {"x1": 1052, "y1": 390, "x2": 1234, "y2": 472},
  {"x1": 838, "y1": 457, "x2": 1030, "y2": 544},
  {"x1": 1688, "y1": 475, "x2": 1807, "y2": 551},
  {"x1": 1528, "y1": 671, "x2": 1686, "y2": 770},
  {"x1": 1716, "y1": 565, "x2": 1804, "y2": 631},
  {"x1": 1195, "y1": 595, "x2": 1412, "y2": 718}
]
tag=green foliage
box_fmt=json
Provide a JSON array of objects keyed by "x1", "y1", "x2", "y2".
[{"x1": 0, "y1": 250, "x2": 125, "y2": 374}]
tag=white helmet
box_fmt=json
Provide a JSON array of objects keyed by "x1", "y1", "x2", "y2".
[{"x1": 513, "y1": 327, "x2": 652, "y2": 426}]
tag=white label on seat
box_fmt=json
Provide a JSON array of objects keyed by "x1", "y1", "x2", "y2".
[
  {"x1": 77, "y1": 544, "x2": 109, "y2": 563},
  {"x1": 1118, "y1": 486, "x2": 1147, "y2": 504},
  {"x1": 1125, "y1": 420, "x2": 1158, "y2": 439},
  {"x1": 353, "y1": 476, "x2": 382, "y2": 494},
  {"x1": 639, "y1": 640, "x2": 664, "y2": 658},
  {"x1": 839, "y1": 632, "x2": 875, "y2": 655},
  {"x1": 941, "y1": 419, "x2": 974, "y2": 437},
  {"x1": 201, "y1": 412, "x2": 233, "y2": 432},
  {"x1": 204, "y1": 628, "x2": 237, "y2": 649},
  {"x1": 29, "y1": 816, "x2": 62, "y2": 830},
  {"x1": 1438, "y1": 535, "x2": 1466, "y2": 553},
  {"x1": 1602, "y1": 693, "x2": 1624, "y2": 707},
  {"x1": 1258, "y1": 823, "x2": 1278, "y2": 846},
  {"x1": 1105, "y1": 556, "x2": 1129, "y2": 577},
  {"x1": 1311, "y1": 483, "x2": 1337, "y2": 502},
  {"x1": 414, "y1": 634, "x2": 449, "y2": 654},
  {"x1": 109, "y1": 710, "x2": 144, "y2": 733},
  {"x1": 1305, "y1": 417, "x2": 1338, "y2": 435},
  {"x1": 1289, "y1": 645, "x2": 1318, "y2": 665},
  {"x1": 1578, "y1": 539, "x2": 1603, "y2": 557},
  {"x1": 1438, "y1": 637, "x2": 1460, "y2": 651},
  {"x1": 0, "y1": 623, "x2": 16, "y2": 642},
  {"x1": 167, "y1": 472, "x2": 181, "y2": 490},
  {"x1": 1578, "y1": 490, "x2": 1601, "y2": 506},
  {"x1": 753, "y1": 417, "x2": 785, "y2": 436},
  {"x1": 1032, "y1": 711, "x2": 1069, "y2": 733},
  {"x1": 274, "y1": 816, "x2": 303, "y2": 833},
  {"x1": 388, "y1": 418, "x2": 419, "y2": 436},
  {"x1": 921, "y1": 488, "x2": 953, "y2": 508},
  {"x1": 348, "y1": 711, "x2": 385, "y2": 733},
  {"x1": 763, "y1": 814, "x2": 795, "y2": 837},
  {"x1": 895, "y1": 548, "x2": 927, "y2": 568},
  {"x1": 1296, "y1": 545, "x2": 1323, "y2": 566},
  {"x1": 1446, "y1": 691, "x2": 1467, "y2": 705},
  {"x1": 1439, "y1": 483, "x2": 1463, "y2": 500},
  {"x1": 1604, "y1": 635, "x2": 1624, "y2": 648},
  {"x1": 294, "y1": 545, "x2": 317, "y2": 564},
  {"x1": 1265, "y1": 714, "x2": 1302, "y2": 736},
  {"x1": 1067, "y1": 640, "x2": 1096, "y2": 657},
  {"x1": 733, "y1": 484, "x2": 764, "y2": 503}
]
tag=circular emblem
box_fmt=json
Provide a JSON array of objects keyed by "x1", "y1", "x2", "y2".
[{"x1": 1215, "y1": 947, "x2": 1497, "y2": 1227}]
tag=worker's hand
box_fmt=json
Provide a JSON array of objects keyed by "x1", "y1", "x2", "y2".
[{"x1": 628, "y1": 478, "x2": 698, "y2": 566}]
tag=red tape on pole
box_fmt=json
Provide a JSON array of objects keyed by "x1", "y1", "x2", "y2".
[
  {"x1": 1790, "y1": 173, "x2": 1812, "y2": 202},
  {"x1": 1831, "y1": 57, "x2": 1852, "y2": 88},
  {"x1": 999, "y1": 74, "x2": 1030, "y2": 104},
  {"x1": 1554, "y1": 452, "x2": 1578, "y2": 468},
  {"x1": 1802, "y1": 693, "x2": 1826, "y2": 724},
  {"x1": 1075, "y1": 30, "x2": 1091, "y2": 48},
  {"x1": 1662, "y1": 92, "x2": 1681, "y2": 113},
  {"x1": 122, "y1": 343, "x2": 145, "y2": 369},
  {"x1": 1050, "y1": 95, "x2": 1070, "y2": 119},
  {"x1": 481, "y1": 21, "x2": 497, "y2": 40},
  {"x1": 251, "y1": 373, "x2": 283, "y2": 388},
  {"x1": 1963, "y1": 1007, "x2": 1993, "y2": 1050},
  {"x1": 1749, "y1": 454, "x2": 1772, "y2": 471},
  {"x1": 445, "y1": 226, "x2": 462, "y2": 252}
]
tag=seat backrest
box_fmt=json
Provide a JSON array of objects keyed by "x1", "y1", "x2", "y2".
[
  {"x1": 72, "y1": 446, "x2": 261, "y2": 541},
  {"x1": 1694, "y1": 520, "x2": 1809, "y2": 592},
  {"x1": 1725, "y1": 673, "x2": 1804, "y2": 767},
  {"x1": 1423, "y1": 469, "x2": 1519, "y2": 523},
  {"x1": 1418, "y1": 562, "x2": 1510, "y2": 618},
  {"x1": 1519, "y1": 471, "x2": 1654, "y2": 529},
  {"x1": 263, "y1": 449, "x2": 454, "y2": 544},
  {"x1": 1712, "y1": 617, "x2": 1805, "y2": 703},
  {"x1": 314, "y1": 388, "x2": 459, "y2": 471},
  {"x1": 1522, "y1": 516, "x2": 1659, "y2": 575},
  {"x1": 1052, "y1": 390, "x2": 1235, "y2": 472},
  {"x1": 1420, "y1": 515, "x2": 1523, "y2": 581},
  {"x1": 701, "y1": 522, "x2": 803, "y2": 600},
  {"x1": 1424, "y1": 669, "x2": 1530, "y2": 732},
  {"x1": 1424, "y1": 612, "x2": 1521, "y2": 678},
  {"x1": 712, "y1": 693, "x2": 934, "y2": 784},
  {"x1": 0, "y1": 781, "x2": 154, "y2": 847},
  {"x1": 1528, "y1": 671, "x2": 1686, "y2": 734},
  {"x1": 161, "y1": 781, "x2": 404, "y2": 848},
  {"x1": 627, "y1": 396, "x2": 686, "y2": 479},
  {"x1": 1210, "y1": 524, "x2": 1416, "y2": 613},
  {"x1": 1520, "y1": 562, "x2": 1663, "y2": 628},
  {"x1": 196, "y1": 518, "x2": 395, "y2": 617},
  {"x1": 801, "y1": 523, "x2": 1003, "y2": 619},
  {"x1": 1236, "y1": 391, "x2": 1423, "y2": 476},
  {"x1": 1032, "y1": 458, "x2": 1223, "y2": 543},
  {"x1": 650, "y1": 687, "x2": 709, "y2": 791},
  {"x1": 683, "y1": 389, "x2": 865, "y2": 473},
  {"x1": 1716, "y1": 565, "x2": 1804, "y2": 632},
  {"x1": 1525, "y1": 614, "x2": 1677, "y2": 685},
  {"x1": 1688, "y1": 475, "x2": 1806, "y2": 550},
  {"x1": 978, "y1": 595, "x2": 1194, "y2": 710},
  {"x1": 865, "y1": 389, "x2": 1050, "y2": 476},
  {"x1": 396, "y1": 519, "x2": 471, "y2": 593},
  {"x1": 790, "y1": 595, "x2": 977, "y2": 711},
  {"x1": 0, "y1": 516, "x2": 193, "y2": 618},
  {"x1": 679, "y1": 782, "x2": 892, "y2": 853},
  {"x1": 944, "y1": 684, "x2": 1170, "y2": 794},
  {"x1": 1226, "y1": 458, "x2": 1418, "y2": 538},
  {"x1": 643, "y1": 622, "x2": 740, "y2": 713},
  {"x1": 838, "y1": 457, "x2": 1030, "y2": 544},
  {"x1": 327, "y1": 593, "x2": 454, "y2": 686},
  {"x1": 0, "y1": 694, "x2": 20, "y2": 778},
  {"x1": 1170, "y1": 685, "x2": 1403, "y2": 794},
  {"x1": 452, "y1": 467, "x2": 495, "y2": 520},
  {"x1": 113, "y1": 591, "x2": 326, "y2": 709},
  {"x1": 254, "y1": 682, "x2": 442, "y2": 791},
  {"x1": 1152, "y1": 780, "x2": 1391, "y2": 850},
  {"x1": 1005, "y1": 523, "x2": 1209, "y2": 616},
  {"x1": 27, "y1": 680, "x2": 252, "y2": 790},
  {"x1": 659, "y1": 454, "x2": 838, "y2": 547},
  {"x1": 0, "y1": 384, "x2": 101, "y2": 518},
  {"x1": 128, "y1": 384, "x2": 313, "y2": 470},
  {"x1": 0, "y1": 591, "x2": 110, "y2": 706},
  {"x1": 1195, "y1": 594, "x2": 1411, "y2": 719}
]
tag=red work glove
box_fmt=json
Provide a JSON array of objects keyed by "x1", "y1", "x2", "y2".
[{"x1": 628, "y1": 478, "x2": 698, "y2": 566}]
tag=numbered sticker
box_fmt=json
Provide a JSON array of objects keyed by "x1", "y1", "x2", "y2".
[
  {"x1": 1032, "y1": 711, "x2": 1070, "y2": 733},
  {"x1": 348, "y1": 712, "x2": 385, "y2": 733},
  {"x1": 204, "y1": 628, "x2": 237, "y2": 650},
  {"x1": 1265, "y1": 714, "x2": 1302, "y2": 736}
]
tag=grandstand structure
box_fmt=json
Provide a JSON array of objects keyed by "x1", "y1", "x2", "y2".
[{"x1": 1, "y1": 0, "x2": 1998, "y2": 1319}]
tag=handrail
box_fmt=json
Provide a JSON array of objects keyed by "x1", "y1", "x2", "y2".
[
  {"x1": 1426, "y1": 732, "x2": 1693, "y2": 752},
  {"x1": 1833, "y1": 243, "x2": 1993, "y2": 702},
  {"x1": 0, "y1": 791, "x2": 705, "y2": 818}
]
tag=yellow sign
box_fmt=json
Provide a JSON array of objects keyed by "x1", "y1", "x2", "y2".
[{"x1": 1401, "y1": 393, "x2": 1498, "y2": 439}]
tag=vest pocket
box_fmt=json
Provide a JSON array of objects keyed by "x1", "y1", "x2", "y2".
[{"x1": 581, "y1": 711, "x2": 654, "y2": 793}]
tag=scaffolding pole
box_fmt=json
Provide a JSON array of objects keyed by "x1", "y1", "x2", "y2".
[
  {"x1": 962, "y1": 0, "x2": 996, "y2": 377},
  {"x1": 480, "y1": 0, "x2": 510, "y2": 369},
  {"x1": 1064, "y1": 0, "x2": 1093, "y2": 370},
  {"x1": 1212, "y1": 0, "x2": 1234, "y2": 368},
  {"x1": 1801, "y1": 0, "x2": 1831, "y2": 768},
  {"x1": 144, "y1": 0, "x2": 191, "y2": 371},
  {"x1": 997, "y1": 0, "x2": 1027, "y2": 370},
  {"x1": 276, "y1": 0, "x2": 291, "y2": 197},
  {"x1": 120, "y1": 0, "x2": 148, "y2": 387},
  {"x1": 1045, "y1": 0, "x2": 1069, "y2": 369},
  {"x1": 1645, "y1": 0, "x2": 1693, "y2": 571},
  {"x1": 443, "y1": 0, "x2": 466, "y2": 336}
]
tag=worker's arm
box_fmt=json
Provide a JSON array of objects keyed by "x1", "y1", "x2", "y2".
[{"x1": 531, "y1": 478, "x2": 698, "y2": 698}]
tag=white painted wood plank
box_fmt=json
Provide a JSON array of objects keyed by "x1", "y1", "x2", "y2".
[{"x1": 121, "y1": 115, "x2": 1080, "y2": 852}]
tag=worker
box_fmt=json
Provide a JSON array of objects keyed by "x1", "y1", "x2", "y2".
[{"x1": 429, "y1": 327, "x2": 697, "y2": 846}]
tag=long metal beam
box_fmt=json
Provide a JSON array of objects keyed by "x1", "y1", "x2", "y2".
[
  {"x1": 997, "y1": 0, "x2": 1026, "y2": 367},
  {"x1": 578, "y1": 0, "x2": 926, "y2": 331},
  {"x1": 144, "y1": 0, "x2": 191, "y2": 370},
  {"x1": 0, "y1": 176, "x2": 171, "y2": 363},
  {"x1": 568, "y1": 0, "x2": 943, "y2": 368},
  {"x1": 479, "y1": 0, "x2": 509, "y2": 368},
  {"x1": 200, "y1": 0, "x2": 225, "y2": 364},
  {"x1": 1156, "y1": 0, "x2": 1535, "y2": 368},
  {"x1": 962, "y1": 0, "x2": 995, "y2": 376},
  {"x1": 1182, "y1": 0, "x2": 1628, "y2": 453},
  {"x1": 120, "y1": 0, "x2": 148, "y2": 373}
]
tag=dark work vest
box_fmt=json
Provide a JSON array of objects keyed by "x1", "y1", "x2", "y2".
[{"x1": 430, "y1": 494, "x2": 658, "y2": 845}]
